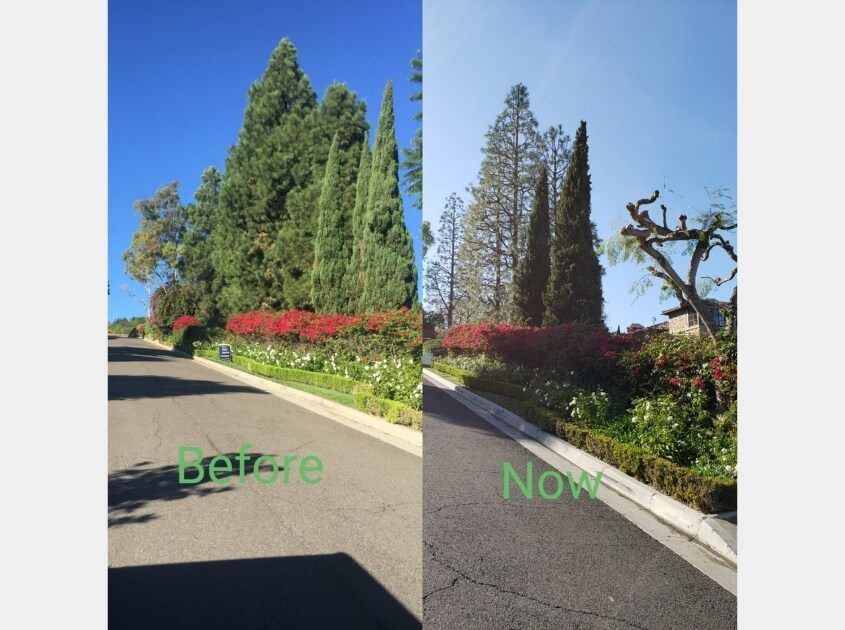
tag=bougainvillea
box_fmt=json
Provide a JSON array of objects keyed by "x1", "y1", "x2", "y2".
[
  {"x1": 224, "y1": 308, "x2": 422, "y2": 350},
  {"x1": 441, "y1": 322, "x2": 637, "y2": 386},
  {"x1": 172, "y1": 315, "x2": 201, "y2": 330}
]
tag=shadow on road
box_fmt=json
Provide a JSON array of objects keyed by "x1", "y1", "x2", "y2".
[
  {"x1": 108, "y1": 343, "x2": 176, "y2": 363},
  {"x1": 109, "y1": 453, "x2": 280, "y2": 528},
  {"x1": 109, "y1": 553, "x2": 420, "y2": 629},
  {"x1": 109, "y1": 374, "x2": 267, "y2": 401}
]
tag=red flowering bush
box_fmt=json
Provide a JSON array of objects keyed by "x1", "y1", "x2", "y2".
[
  {"x1": 172, "y1": 315, "x2": 201, "y2": 331},
  {"x1": 224, "y1": 308, "x2": 422, "y2": 355},
  {"x1": 618, "y1": 328, "x2": 736, "y2": 413},
  {"x1": 442, "y1": 322, "x2": 637, "y2": 386}
]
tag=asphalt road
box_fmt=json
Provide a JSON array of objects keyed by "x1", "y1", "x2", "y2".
[
  {"x1": 108, "y1": 336, "x2": 422, "y2": 628},
  {"x1": 422, "y1": 378, "x2": 737, "y2": 630}
]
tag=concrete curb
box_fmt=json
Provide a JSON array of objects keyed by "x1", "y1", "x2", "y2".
[
  {"x1": 424, "y1": 368, "x2": 736, "y2": 566},
  {"x1": 137, "y1": 338, "x2": 422, "y2": 457}
]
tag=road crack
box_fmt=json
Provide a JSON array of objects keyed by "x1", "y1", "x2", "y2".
[{"x1": 422, "y1": 541, "x2": 651, "y2": 629}]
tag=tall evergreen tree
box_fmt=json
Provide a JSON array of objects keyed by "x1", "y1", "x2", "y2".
[
  {"x1": 274, "y1": 82, "x2": 368, "y2": 309},
  {"x1": 311, "y1": 135, "x2": 350, "y2": 313},
  {"x1": 359, "y1": 80, "x2": 418, "y2": 311},
  {"x1": 512, "y1": 166, "x2": 551, "y2": 326},
  {"x1": 544, "y1": 120, "x2": 605, "y2": 326},
  {"x1": 461, "y1": 83, "x2": 542, "y2": 321},
  {"x1": 345, "y1": 131, "x2": 371, "y2": 312},
  {"x1": 182, "y1": 166, "x2": 222, "y2": 323},
  {"x1": 215, "y1": 37, "x2": 318, "y2": 315},
  {"x1": 401, "y1": 50, "x2": 422, "y2": 211}
]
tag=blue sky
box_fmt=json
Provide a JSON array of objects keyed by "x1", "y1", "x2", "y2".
[
  {"x1": 108, "y1": 0, "x2": 422, "y2": 321},
  {"x1": 424, "y1": 0, "x2": 737, "y2": 331}
]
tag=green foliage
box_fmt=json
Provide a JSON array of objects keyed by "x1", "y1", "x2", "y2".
[
  {"x1": 513, "y1": 166, "x2": 551, "y2": 326},
  {"x1": 359, "y1": 81, "x2": 418, "y2": 312},
  {"x1": 432, "y1": 362, "x2": 529, "y2": 401},
  {"x1": 312, "y1": 135, "x2": 351, "y2": 314},
  {"x1": 123, "y1": 181, "x2": 187, "y2": 293},
  {"x1": 518, "y1": 404, "x2": 736, "y2": 512},
  {"x1": 214, "y1": 37, "x2": 319, "y2": 314},
  {"x1": 169, "y1": 324, "x2": 207, "y2": 354},
  {"x1": 182, "y1": 166, "x2": 222, "y2": 324},
  {"x1": 150, "y1": 284, "x2": 197, "y2": 334},
  {"x1": 401, "y1": 50, "x2": 422, "y2": 212},
  {"x1": 353, "y1": 386, "x2": 422, "y2": 429},
  {"x1": 345, "y1": 132, "x2": 371, "y2": 311},
  {"x1": 108, "y1": 316, "x2": 148, "y2": 335},
  {"x1": 544, "y1": 120, "x2": 604, "y2": 327}
]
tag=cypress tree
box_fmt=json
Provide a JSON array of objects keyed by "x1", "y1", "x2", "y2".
[
  {"x1": 345, "y1": 131, "x2": 371, "y2": 312},
  {"x1": 512, "y1": 166, "x2": 551, "y2": 326},
  {"x1": 274, "y1": 82, "x2": 368, "y2": 309},
  {"x1": 358, "y1": 81, "x2": 418, "y2": 312},
  {"x1": 543, "y1": 120, "x2": 605, "y2": 326},
  {"x1": 311, "y1": 135, "x2": 350, "y2": 313}
]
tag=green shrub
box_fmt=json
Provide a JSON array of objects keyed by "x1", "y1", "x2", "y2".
[
  {"x1": 352, "y1": 386, "x2": 422, "y2": 430},
  {"x1": 432, "y1": 362, "x2": 529, "y2": 401},
  {"x1": 169, "y1": 325, "x2": 207, "y2": 354},
  {"x1": 234, "y1": 356, "x2": 362, "y2": 394},
  {"x1": 517, "y1": 404, "x2": 736, "y2": 512}
]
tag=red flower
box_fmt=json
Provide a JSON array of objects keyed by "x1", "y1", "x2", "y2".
[
  {"x1": 173, "y1": 315, "x2": 201, "y2": 330},
  {"x1": 670, "y1": 377, "x2": 681, "y2": 386},
  {"x1": 691, "y1": 376, "x2": 705, "y2": 388}
]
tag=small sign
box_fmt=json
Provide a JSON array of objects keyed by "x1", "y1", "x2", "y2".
[{"x1": 218, "y1": 344, "x2": 233, "y2": 361}]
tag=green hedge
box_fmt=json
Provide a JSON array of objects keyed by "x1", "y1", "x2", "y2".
[
  {"x1": 520, "y1": 403, "x2": 736, "y2": 513},
  {"x1": 233, "y1": 355, "x2": 361, "y2": 393},
  {"x1": 353, "y1": 387, "x2": 422, "y2": 430},
  {"x1": 196, "y1": 350, "x2": 421, "y2": 431},
  {"x1": 432, "y1": 362, "x2": 529, "y2": 401}
]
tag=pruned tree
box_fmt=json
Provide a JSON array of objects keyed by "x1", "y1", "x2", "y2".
[
  {"x1": 605, "y1": 188, "x2": 737, "y2": 341},
  {"x1": 425, "y1": 193, "x2": 468, "y2": 328}
]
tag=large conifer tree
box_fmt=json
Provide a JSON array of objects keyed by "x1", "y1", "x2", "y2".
[
  {"x1": 543, "y1": 120, "x2": 605, "y2": 326},
  {"x1": 358, "y1": 81, "x2": 418, "y2": 311},
  {"x1": 512, "y1": 166, "x2": 551, "y2": 326},
  {"x1": 345, "y1": 131, "x2": 371, "y2": 312},
  {"x1": 311, "y1": 135, "x2": 350, "y2": 313},
  {"x1": 214, "y1": 38, "x2": 317, "y2": 315}
]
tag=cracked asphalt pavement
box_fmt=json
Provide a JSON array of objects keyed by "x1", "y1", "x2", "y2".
[
  {"x1": 108, "y1": 337, "x2": 421, "y2": 628},
  {"x1": 423, "y1": 378, "x2": 737, "y2": 629}
]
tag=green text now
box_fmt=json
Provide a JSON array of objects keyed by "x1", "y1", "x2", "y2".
[{"x1": 503, "y1": 462, "x2": 602, "y2": 500}]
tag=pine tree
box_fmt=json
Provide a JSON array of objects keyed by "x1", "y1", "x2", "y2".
[
  {"x1": 462, "y1": 83, "x2": 542, "y2": 322},
  {"x1": 544, "y1": 120, "x2": 605, "y2": 326},
  {"x1": 359, "y1": 81, "x2": 418, "y2": 312},
  {"x1": 345, "y1": 131, "x2": 371, "y2": 312},
  {"x1": 512, "y1": 166, "x2": 551, "y2": 326},
  {"x1": 183, "y1": 166, "x2": 222, "y2": 323},
  {"x1": 311, "y1": 135, "x2": 350, "y2": 313},
  {"x1": 215, "y1": 37, "x2": 318, "y2": 315}
]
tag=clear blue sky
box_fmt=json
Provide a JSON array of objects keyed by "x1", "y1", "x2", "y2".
[
  {"x1": 108, "y1": 0, "x2": 422, "y2": 321},
  {"x1": 424, "y1": 0, "x2": 737, "y2": 331}
]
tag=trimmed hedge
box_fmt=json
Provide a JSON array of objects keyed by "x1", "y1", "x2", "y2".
[
  {"x1": 353, "y1": 387, "x2": 422, "y2": 430},
  {"x1": 196, "y1": 350, "x2": 422, "y2": 430},
  {"x1": 520, "y1": 402, "x2": 736, "y2": 513},
  {"x1": 432, "y1": 362, "x2": 529, "y2": 401},
  {"x1": 233, "y1": 355, "x2": 361, "y2": 393}
]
